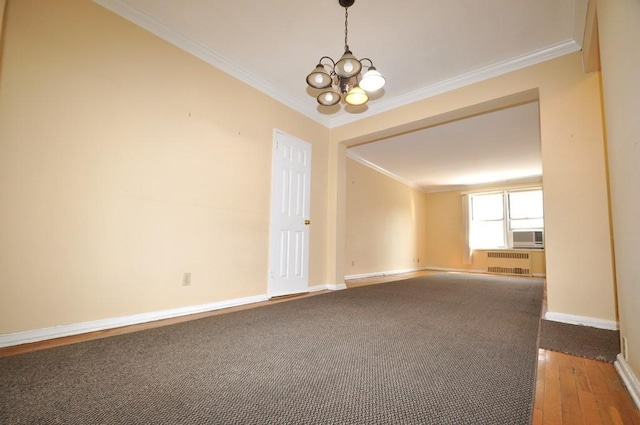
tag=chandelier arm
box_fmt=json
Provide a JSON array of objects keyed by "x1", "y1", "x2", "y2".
[
  {"x1": 359, "y1": 58, "x2": 374, "y2": 69},
  {"x1": 318, "y1": 56, "x2": 336, "y2": 69}
]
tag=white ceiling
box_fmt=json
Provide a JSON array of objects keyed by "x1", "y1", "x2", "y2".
[
  {"x1": 348, "y1": 101, "x2": 542, "y2": 192},
  {"x1": 93, "y1": 0, "x2": 587, "y2": 191}
]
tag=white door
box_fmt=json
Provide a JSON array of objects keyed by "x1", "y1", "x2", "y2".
[{"x1": 268, "y1": 130, "x2": 312, "y2": 297}]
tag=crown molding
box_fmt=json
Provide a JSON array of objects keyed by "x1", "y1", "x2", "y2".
[
  {"x1": 346, "y1": 150, "x2": 421, "y2": 191},
  {"x1": 93, "y1": 0, "x2": 581, "y2": 130},
  {"x1": 572, "y1": 0, "x2": 589, "y2": 48},
  {"x1": 92, "y1": 0, "x2": 333, "y2": 127},
  {"x1": 329, "y1": 40, "x2": 581, "y2": 128},
  {"x1": 348, "y1": 148, "x2": 543, "y2": 194}
]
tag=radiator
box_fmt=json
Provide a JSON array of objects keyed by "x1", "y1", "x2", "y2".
[{"x1": 486, "y1": 251, "x2": 531, "y2": 276}]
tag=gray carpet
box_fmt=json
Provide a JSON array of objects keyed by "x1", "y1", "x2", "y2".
[
  {"x1": 0, "y1": 273, "x2": 544, "y2": 425},
  {"x1": 538, "y1": 319, "x2": 621, "y2": 363}
]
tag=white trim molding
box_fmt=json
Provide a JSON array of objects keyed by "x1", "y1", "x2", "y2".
[
  {"x1": 344, "y1": 267, "x2": 449, "y2": 281},
  {"x1": 572, "y1": 0, "x2": 589, "y2": 49},
  {"x1": 346, "y1": 151, "x2": 418, "y2": 191},
  {"x1": 423, "y1": 266, "x2": 486, "y2": 275},
  {"x1": 329, "y1": 40, "x2": 581, "y2": 128},
  {"x1": 91, "y1": 0, "x2": 331, "y2": 128},
  {"x1": 308, "y1": 283, "x2": 348, "y2": 292},
  {"x1": 615, "y1": 354, "x2": 640, "y2": 410},
  {"x1": 0, "y1": 284, "x2": 348, "y2": 349},
  {"x1": 544, "y1": 312, "x2": 619, "y2": 330},
  {"x1": 0, "y1": 294, "x2": 269, "y2": 349},
  {"x1": 345, "y1": 267, "x2": 424, "y2": 281},
  {"x1": 345, "y1": 267, "x2": 542, "y2": 282},
  {"x1": 92, "y1": 0, "x2": 581, "y2": 129}
]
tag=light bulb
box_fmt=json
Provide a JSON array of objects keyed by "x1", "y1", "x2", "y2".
[
  {"x1": 335, "y1": 50, "x2": 361, "y2": 78},
  {"x1": 343, "y1": 60, "x2": 354, "y2": 73},
  {"x1": 317, "y1": 90, "x2": 340, "y2": 106},
  {"x1": 345, "y1": 86, "x2": 368, "y2": 106},
  {"x1": 359, "y1": 68, "x2": 386, "y2": 92},
  {"x1": 306, "y1": 64, "x2": 332, "y2": 89}
]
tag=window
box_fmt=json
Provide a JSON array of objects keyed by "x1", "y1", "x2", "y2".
[
  {"x1": 508, "y1": 190, "x2": 544, "y2": 229},
  {"x1": 469, "y1": 188, "x2": 544, "y2": 249}
]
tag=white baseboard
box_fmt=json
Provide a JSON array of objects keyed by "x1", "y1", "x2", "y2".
[
  {"x1": 345, "y1": 266, "x2": 546, "y2": 281},
  {"x1": 345, "y1": 266, "x2": 537, "y2": 281},
  {"x1": 544, "y1": 312, "x2": 619, "y2": 330},
  {"x1": 308, "y1": 283, "x2": 347, "y2": 292},
  {"x1": 615, "y1": 354, "x2": 640, "y2": 410},
  {"x1": 345, "y1": 267, "x2": 431, "y2": 281},
  {"x1": 423, "y1": 266, "x2": 486, "y2": 274},
  {"x1": 0, "y1": 294, "x2": 269, "y2": 349},
  {"x1": 0, "y1": 283, "x2": 349, "y2": 349},
  {"x1": 425, "y1": 266, "x2": 545, "y2": 278}
]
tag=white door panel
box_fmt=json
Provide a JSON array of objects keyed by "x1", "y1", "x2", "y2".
[{"x1": 268, "y1": 130, "x2": 311, "y2": 297}]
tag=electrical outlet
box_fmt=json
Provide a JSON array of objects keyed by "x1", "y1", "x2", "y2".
[
  {"x1": 351, "y1": 260, "x2": 355, "y2": 266},
  {"x1": 182, "y1": 272, "x2": 192, "y2": 286}
]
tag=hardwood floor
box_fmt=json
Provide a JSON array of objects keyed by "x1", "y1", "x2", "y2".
[
  {"x1": 2, "y1": 271, "x2": 639, "y2": 424},
  {"x1": 534, "y1": 349, "x2": 640, "y2": 424}
]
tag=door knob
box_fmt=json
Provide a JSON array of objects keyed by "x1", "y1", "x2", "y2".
[{"x1": 304, "y1": 220, "x2": 311, "y2": 225}]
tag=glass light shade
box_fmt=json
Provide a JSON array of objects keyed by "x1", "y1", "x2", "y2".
[
  {"x1": 344, "y1": 86, "x2": 368, "y2": 106},
  {"x1": 335, "y1": 50, "x2": 362, "y2": 78},
  {"x1": 317, "y1": 90, "x2": 341, "y2": 106},
  {"x1": 359, "y1": 68, "x2": 386, "y2": 92},
  {"x1": 306, "y1": 65, "x2": 332, "y2": 89}
]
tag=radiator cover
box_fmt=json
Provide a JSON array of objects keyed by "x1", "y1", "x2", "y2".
[{"x1": 486, "y1": 251, "x2": 532, "y2": 276}]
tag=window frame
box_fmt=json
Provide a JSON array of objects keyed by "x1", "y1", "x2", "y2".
[{"x1": 468, "y1": 187, "x2": 544, "y2": 250}]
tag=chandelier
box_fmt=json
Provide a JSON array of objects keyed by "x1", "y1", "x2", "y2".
[{"x1": 306, "y1": 0, "x2": 386, "y2": 107}]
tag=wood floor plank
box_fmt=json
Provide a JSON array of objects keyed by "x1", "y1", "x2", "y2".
[
  {"x1": 535, "y1": 349, "x2": 547, "y2": 412},
  {"x1": 585, "y1": 357, "x2": 617, "y2": 425},
  {"x1": 607, "y1": 407, "x2": 625, "y2": 425},
  {"x1": 578, "y1": 388, "x2": 605, "y2": 425},
  {"x1": 533, "y1": 407, "x2": 544, "y2": 425},
  {"x1": 544, "y1": 349, "x2": 564, "y2": 424},
  {"x1": 559, "y1": 352, "x2": 584, "y2": 424},
  {"x1": 569, "y1": 356, "x2": 603, "y2": 425},
  {"x1": 598, "y1": 361, "x2": 640, "y2": 425},
  {"x1": 573, "y1": 356, "x2": 594, "y2": 393}
]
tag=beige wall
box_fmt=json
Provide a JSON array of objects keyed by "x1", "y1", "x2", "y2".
[
  {"x1": 423, "y1": 187, "x2": 546, "y2": 276},
  {"x1": 597, "y1": 0, "x2": 640, "y2": 381},
  {"x1": 0, "y1": 0, "x2": 629, "y2": 366},
  {"x1": 0, "y1": 0, "x2": 6, "y2": 66},
  {"x1": 345, "y1": 158, "x2": 429, "y2": 276},
  {"x1": 345, "y1": 160, "x2": 546, "y2": 277},
  {"x1": 423, "y1": 190, "x2": 465, "y2": 270},
  {"x1": 331, "y1": 52, "x2": 616, "y2": 324},
  {"x1": 0, "y1": 0, "x2": 329, "y2": 334}
]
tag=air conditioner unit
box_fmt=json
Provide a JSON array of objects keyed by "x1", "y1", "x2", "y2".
[{"x1": 512, "y1": 230, "x2": 544, "y2": 249}]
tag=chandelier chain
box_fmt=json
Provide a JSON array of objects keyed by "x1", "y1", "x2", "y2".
[{"x1": 344, "y1": 7, "x2": 349, "y2": 51}]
